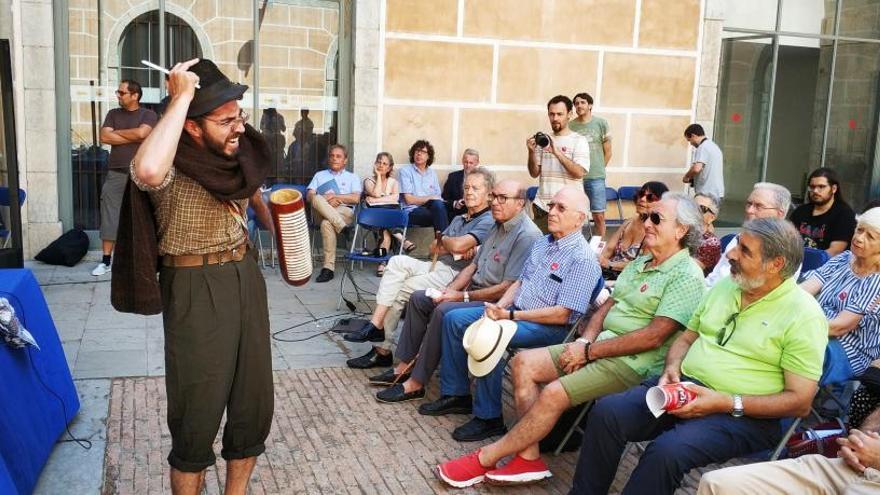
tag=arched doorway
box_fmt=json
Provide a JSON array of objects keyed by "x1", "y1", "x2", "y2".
[{"x1": 118, "y1": 11, "x2": 202, "y2": 103}]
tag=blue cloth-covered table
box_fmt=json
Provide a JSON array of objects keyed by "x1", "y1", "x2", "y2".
[{"x1": 0, "y1": 269, "x2": 79, "y2": 494}]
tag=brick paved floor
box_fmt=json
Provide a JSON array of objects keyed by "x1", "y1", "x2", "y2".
[
  {"x1": 101, "y1": 366, "x2": 758, "y2": 495},
  {"x1": 102, "y1": 369, "x2": 581, "y2": 495}
]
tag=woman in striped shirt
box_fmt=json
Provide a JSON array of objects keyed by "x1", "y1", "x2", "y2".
[{"x1": 800, "y1": 207, "x2": 880, "y2": 384}]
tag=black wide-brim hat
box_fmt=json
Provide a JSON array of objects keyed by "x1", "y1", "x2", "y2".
[{"x1": 186, "y1": 59, "x2": 248, "y2": 118}]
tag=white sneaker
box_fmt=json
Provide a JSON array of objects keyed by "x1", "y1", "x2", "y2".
[{"x1": 91, "y1": 263, "x2": 111, "y2": 276}]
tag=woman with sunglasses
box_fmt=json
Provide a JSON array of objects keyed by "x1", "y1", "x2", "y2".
[
  {"x1": 694, "y1": 193, "x2": 722, "y2": 275},
  {"x1": 599, "y1": 181, "x2": 669, "y2": 279},
  {"x1": 799, "y1": 206, "x2": 880, "y2": 385}
]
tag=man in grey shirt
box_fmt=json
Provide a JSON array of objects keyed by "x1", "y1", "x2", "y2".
[
  {"x1": 343, "y1": 169, "x2": 497, "y2": 363},
  {"x1": 683, "y1": 124, "x2": 724, "y2": 200},
  {"x1": 369, "y1": 179, "x2": 543, "y2": 403}
]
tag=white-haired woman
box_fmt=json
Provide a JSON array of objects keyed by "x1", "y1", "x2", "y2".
[
  {"x1": 694, "y1": 193, "x2": 721, "y2": 275},
  {"x1": 800, "y1": 206, "x2": 880, "y2": 384}
]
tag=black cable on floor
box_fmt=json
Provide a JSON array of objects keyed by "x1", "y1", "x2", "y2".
[
  {"x1": 271, "y1": 311, "x2": 371, "y2": 343},
  {"x1": 27, "y1": 346, "x2": 92, "y2": 450}
]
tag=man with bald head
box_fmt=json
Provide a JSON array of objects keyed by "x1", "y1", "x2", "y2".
[
  {"x1": 436, "y1": 191, "x2": 708, "y2": 488},
  {"x1": 373, "y1": 179, "x2": 543, "y2": 403},
  {"x1": 422, "y1": 186, "x2": 603, "y2": 443}
]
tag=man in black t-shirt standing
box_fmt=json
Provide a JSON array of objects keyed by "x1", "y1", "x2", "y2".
[
  {"x1": 92, "y1": 79, "x2": 158, "y2": 276},
  {"x1": 788, "y1": 167, "x2": 856, "y2": 256}
]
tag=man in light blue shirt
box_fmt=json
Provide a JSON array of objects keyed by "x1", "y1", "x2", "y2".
[{"x1": 307, "y1": 144, "x2": 362, "y2": 282}]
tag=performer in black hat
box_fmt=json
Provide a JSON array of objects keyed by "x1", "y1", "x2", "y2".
[{"x1": 112, "y1": 58, "x2": 273, "y2": 495}]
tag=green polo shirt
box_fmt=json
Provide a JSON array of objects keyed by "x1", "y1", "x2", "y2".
[
  {"x1": 681, "y1": 277, "x2": 828, "y2": 396},
  {"x1": 596, "y1": 249, "x2": 706, "y2": 376}
]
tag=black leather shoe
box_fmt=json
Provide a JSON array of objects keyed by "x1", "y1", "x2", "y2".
[
  {"x1": 368, "y1": 368, "x2": 410, "y2": 386},
  {"x1": 346, "y1": 348, "x2": 392, "y2": 369},
  {"x1": 452, "y1": 417, "x2": 507, "y2": 442},
  {"x1": 315, "y1": 268, "x2": 334, "y2": 283},
  {"x1": 418, "y1": 395, "x2": 473, "y2": 416},
  {"x1": 375, "y1": 383, "x2": 425, "y2": 403},
  {"x1": 344, "y1": 322, "x2": 385, "y2": 343}
]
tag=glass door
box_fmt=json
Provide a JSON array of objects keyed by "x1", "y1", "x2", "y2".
[
  {"x1": 0, "y1": 39, "x2": 23, "y2": 268},
  {"x1": 714, "y1": 34, "x2": 774, "y2": 225}
]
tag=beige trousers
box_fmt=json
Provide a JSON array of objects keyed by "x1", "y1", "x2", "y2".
[
  {"x1": 697, "y1": 456, "x2": 880, "y2": 495},
  {"x1": 310, "y1": 194, "x2": 354, "y2": 271},
  {"x1": 374, "y1": 254, "x2": 457, "y2": 350}
]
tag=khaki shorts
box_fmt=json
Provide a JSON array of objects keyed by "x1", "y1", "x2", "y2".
[{"x1": 547, "y1": 343, "x2": 643, "y2": 406}]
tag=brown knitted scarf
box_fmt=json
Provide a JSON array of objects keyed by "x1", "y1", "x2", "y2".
[{"x1": 111, "y1": 124, "x2": 270, "y2": 314}]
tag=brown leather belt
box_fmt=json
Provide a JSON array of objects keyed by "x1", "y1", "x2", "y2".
[{"x1": 162, "y1": 243, "x2": 248, "y2": 268}]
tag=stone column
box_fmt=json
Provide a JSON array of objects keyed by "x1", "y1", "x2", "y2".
[
  {"x1": 696, "y1": 0, "x2": 724, "y2": 137},
  {"x1": 12, "y1": 0, "x2": 63, "y2": 258},
  {"x1": 351, "y1": 0, "x2": 380, "y2": 179}
]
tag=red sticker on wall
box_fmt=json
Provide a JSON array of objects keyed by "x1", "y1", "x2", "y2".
[
  {"x1": 731, "y1": 113, "x2": 742, "y2": 123},
  {"x1": 849, "y1": 119, "x2": 857, "y2": 129}
]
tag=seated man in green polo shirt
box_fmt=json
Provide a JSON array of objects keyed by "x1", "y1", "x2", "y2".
[
  {"x1": 569, "y1": 217, "x2": 829, "y2": 495},
  {"x1": 436, "y1": 192, "x2": 707, "y2": 488}
]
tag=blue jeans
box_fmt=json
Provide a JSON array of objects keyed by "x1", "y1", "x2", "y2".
[
  {"x1": 820, "y1": 339, "x2": 855, "y2": 386},
  {"x1": 583, "y1": 178, "x2": 607, "y2": 212},
  {"x1": 439, "y1": 306, "x2": 568, "y2": 419},
  {"x1": 406, "y1": 199, "x2": 449, "y2": 232},
  {"x1": 570, "y1": 376, "x2": 783, "y2": 495}
]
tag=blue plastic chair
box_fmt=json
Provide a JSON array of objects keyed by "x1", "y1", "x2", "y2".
[
  {"x1": 0, "y1": 187, "x2": 26, "y2": 248},
  {"x1": 616, "y1": 186, "x2": 640, "y2": 202},
  {"x1": 338, "y1": 206, "x2": 410, "y2": 310},
  {"x1": 526, "y1": 186, "x2": 538, "y2": 202},
  {"x1": 604, "y1": 187, "x2": 624, "y2": 227},
  {"x1": 802, "y1": 247, "x2": 830, "y2": 273},
  {"x1": 719, "y1": 233, "x2": 737, "y2": 252}
]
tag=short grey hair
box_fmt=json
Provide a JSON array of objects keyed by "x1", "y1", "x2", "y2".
[
  {"x1": 695, "y1": 192, "x2": 720, "y2": 216},
  {"x1": 462, "y1": 148, "x2": 480, "y2": 160},
  {"x1": 753, "y1": 182, "x2": 792, "y2": 214},
  {"x1": 466, "y1": 166, "x2": 495, "y2": 191},
  {"x1": 741, "y1": 218, "x2": 803, "y2": 280},
  {"x1": 663, "y1": 192, "x2": 704, "y2": 254}
]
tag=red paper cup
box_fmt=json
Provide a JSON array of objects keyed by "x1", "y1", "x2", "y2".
[{"x1": 646, "y1": 382, "x2": 696, "y2": 417}]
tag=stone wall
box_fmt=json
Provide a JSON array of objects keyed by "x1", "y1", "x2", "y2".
[{"x1": 358, "y1": 0, "x2": 709, "y2": 189}]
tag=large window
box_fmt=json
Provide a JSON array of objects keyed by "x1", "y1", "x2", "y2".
[
  {"x1": 118, "y1": 11, "x2": 203, "y2": 98},
  {"x1": 64, "y1": 0, "x2": 345, "y2": 234},
  {"x1": 716, "y1": 0, "x2": 879, "y2": 222}
]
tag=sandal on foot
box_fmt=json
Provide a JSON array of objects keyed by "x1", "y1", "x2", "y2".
[
  {"x1": 403, "y1": 241, "x2": 416, "y2": 253},
  {"x1": 376, "y1": 263, "x2": 386, "y2": 277}
]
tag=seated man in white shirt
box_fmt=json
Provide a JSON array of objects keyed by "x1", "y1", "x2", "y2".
[{"x1": 705, "y1": 182, "x2": 792, "y2": 287}]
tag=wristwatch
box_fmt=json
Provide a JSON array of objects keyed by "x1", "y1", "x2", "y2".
[
  {"x1": 731, "y1": 394, "x2": 744, "y2": 417},
  {"x1": 463, "y1": 291, "x2": 470, "y2": 303}
]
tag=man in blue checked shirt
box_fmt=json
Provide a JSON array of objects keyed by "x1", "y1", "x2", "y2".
[{"x1": 419, "y1": 185, "x2": 602, "y2": 442}]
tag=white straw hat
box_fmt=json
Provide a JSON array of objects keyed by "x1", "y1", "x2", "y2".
[{"x1": 462, "y1": 316, "x2": 518, "y2": 377}]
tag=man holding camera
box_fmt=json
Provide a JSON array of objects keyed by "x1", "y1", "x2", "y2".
[{"x1": 527, "y1": 95, "x2": 590, "y2": 233}]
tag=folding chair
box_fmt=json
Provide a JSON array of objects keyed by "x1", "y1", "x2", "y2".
[
  {"x1": 337, "y1": 206, "x2": 410, "y2": 310},
  {"x1": 719, "y1": 232, "x2": 736, "y2": 252},
  {"x1": 0, "y1": 187, "x2": 25, "y2": 249},
  {"x1": 616, "y1": 186, "x2": 640, "y2": 203},
  {"x1": 603, "y1": 187, "x2": 624, "y2": 227},
  {"x1": 526, "y1": 186, "x2": 538, "y2": 202},
  {"x1": 802, "y1": 247, "x2": 830, "y2": 272}
]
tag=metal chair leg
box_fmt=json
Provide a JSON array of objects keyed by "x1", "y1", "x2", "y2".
[
  {"x1": 553, "y1": 401, "x2": 594, "y2": 456},
  {"x1": 770, "y1": 417, "x2": 802, "y2": 460}
]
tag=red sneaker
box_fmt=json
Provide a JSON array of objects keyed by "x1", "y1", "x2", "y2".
[
  {"x1": 436, "y1": 450, "x2": 495, "y2": 488},
  {"x1": 485, "y1": 454, "x2": 552, "y2": 485}
]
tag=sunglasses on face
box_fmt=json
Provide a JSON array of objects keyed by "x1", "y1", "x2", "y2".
[
  {"x1": 699, "y1": 205, "x2": 716, "y2": 215},
  {"x1": 637, "y1": 190, "x2": 659, "y2": 202},
  {"x1": 638, "y1": 212, "x2": 664, "y2": 225}
]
